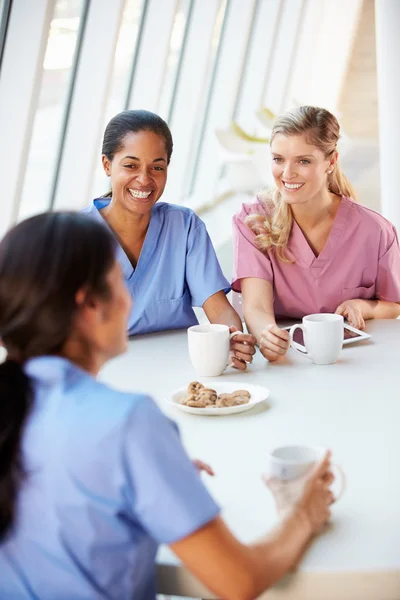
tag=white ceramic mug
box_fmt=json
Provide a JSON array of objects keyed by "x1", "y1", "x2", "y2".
[
  {"x1": 187, "y1": 324, "x2": 241, "y2": 377},
  {"x1": 289, "y1": 313, "x2": 344, "y2": 365},
  {"x1": 267, "y1": 444, "x2": 346, "y2": 504}
]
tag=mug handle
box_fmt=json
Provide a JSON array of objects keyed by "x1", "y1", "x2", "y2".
[
  {"x1": 331, "y1": 463, "x2": 346, "y2": 503},
  {"x1": 289, "y1": 324, "x2": 310, "y2": 359},
  {"x1": 226, "y1": 330, "x2": 242, "y2": 369}
]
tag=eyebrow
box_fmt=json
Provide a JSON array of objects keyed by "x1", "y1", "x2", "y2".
[
  {"x1": 123, "y1": 155, "x2": 167, "y2": 162},
  {"x1": 272, "y1": 153, "x2": 315, "y2": 159}
]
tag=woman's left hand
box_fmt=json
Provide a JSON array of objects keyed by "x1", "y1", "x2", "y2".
[
  {"x1": 335, "y1": 299, "x2": 365, "y2": 330},
  {"x1": 229, "y1": 326, "x2": 257, "y2": 371},
  {"x1": 193, "y1": 459, "x2": 215, "y2": 476}
]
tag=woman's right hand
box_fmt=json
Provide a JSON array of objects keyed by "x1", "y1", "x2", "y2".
[
  {"x1": 295, "y1": 451, "x2": 334, "y2": 535},
  {"x1": 266, "y1": 452, "x2": 334, "y2": 536},
  {"x1": 259, "y1": 324, "x2": 290, "y2": 362}
]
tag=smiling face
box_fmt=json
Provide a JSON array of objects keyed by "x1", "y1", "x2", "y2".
[
  {"x1": 102, "y1": 130, "x2": 168, "y2": 216},
  {"x1": 270, "y1": 133, "x2": 337, "y2": 206}
]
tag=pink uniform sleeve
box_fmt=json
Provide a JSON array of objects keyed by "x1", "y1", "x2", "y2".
[
  {"x1": 232, "y1": 204, "x2": 274, "y2": 292},
  {"x1": 375, "y1": 225, "x2": 400, "y2": 302}
]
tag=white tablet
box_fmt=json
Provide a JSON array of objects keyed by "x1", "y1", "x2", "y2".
[{"x1": 282, "y1": 322, "x2": 371, "y2": 349}]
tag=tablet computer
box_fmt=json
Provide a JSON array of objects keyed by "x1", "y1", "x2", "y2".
[{"x1": 282, "y1": 322, "x2": 371, "y2": 349}]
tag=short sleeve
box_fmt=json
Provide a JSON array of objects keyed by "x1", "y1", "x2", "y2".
[
  {"x1": 232, "y1": 204, "x2": 274, "y2": 292},
  {"x1": 375, "y1": 225, "x2": 400, "y2": 302},
  {"x1": 122, "y1": 396, "x2": 220, "y2": 544},
  {"x1": 185, "y1": 217, "x2": 230, "y2": 306}
]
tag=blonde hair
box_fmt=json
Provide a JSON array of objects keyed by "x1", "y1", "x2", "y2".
[{"x1": 246, "y1": 106, "x2": 357, "y2": 262}]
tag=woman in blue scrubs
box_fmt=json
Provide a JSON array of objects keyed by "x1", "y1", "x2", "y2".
[
  {"x1": 82, "y1": 109, "x2": 255, "y2": 369},
  {"x1": 0, "y1": 213, "x2": 334, "y2": 600}
]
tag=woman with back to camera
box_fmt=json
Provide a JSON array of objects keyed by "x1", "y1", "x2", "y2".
[
  {"x1": 82, "y1": 109, "x2": 255, "y2": 370},
  {"x1": 0, "y1": 212, "x2": 334, "y2": 599},
  {"x1": 232, "y1": 106, "x2": 400, "y2": 362}
]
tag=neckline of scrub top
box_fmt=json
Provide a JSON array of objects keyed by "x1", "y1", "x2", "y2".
[
  {"x1": 288, "y1": 195, "x2": 352, "y2": 269},
  {"x1": 92, "y1": 198, "x2": 160, "y2": 282},
  {"x1": 24, "y1": 355, "x2": 85, "y2": 386}
]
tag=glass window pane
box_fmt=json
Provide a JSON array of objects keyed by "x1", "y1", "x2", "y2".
[
  {"x1": 17, "y1": 0, "x2": 85, "y2": 221},
  {"x1": 187, "y1": 0, "x2": 228, "y2": 197},
  {"x1": 91, "y1": 0, "x2": 145, "y2": 199},
  {"x1": 157, "y1": 0, "x2": 192, "y2": 120}
]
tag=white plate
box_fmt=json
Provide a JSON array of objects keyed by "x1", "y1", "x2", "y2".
[{"x1": 165, "y1": 382, "x2": 270, "y2": 416}]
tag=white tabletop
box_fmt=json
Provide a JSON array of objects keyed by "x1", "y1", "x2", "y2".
[{"x1": 100, "y1": 320, "x2": 400, "y2": 599}]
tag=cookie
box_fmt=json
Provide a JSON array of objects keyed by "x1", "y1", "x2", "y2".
[
  {"x1": 216, "y1": 395, "x2": 236, "y2": 408},
  {"x1": 181, "y1": 393, "x2": 197, "y2": 405},
  {"x1": 231, "y1": 389, "x2": 250, "y2": 399},
  {"x1": 198, "y1": 391, "x2": 217, "y2": 406},
  {"x1": 188, "y1": 381, "x2": 204, "y2": 395},
  {"x1": 187, "y1": 399, "x2": 207, "y2": 408},
  {"x1": 232, "y1": 395, "x2": 250, "y2": 405}
]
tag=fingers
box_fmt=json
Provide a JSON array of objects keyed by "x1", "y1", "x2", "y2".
[
  {"x1": 311, "y1": 450, "x2": 332, "y2": 480},
  {"x1": 326, "y1": 490, "x2": 335, "y2": 505},
  {"x1": 231, "y1": 341, "x2": 256, "y2": 357},
  {"x1": 193, "y1": 459, "x2": 215, "y2": 476},
  {"x1": 230, "y1": 331, "x2": 257, "y2": 346},
  {"x1": 321, "y1": 470, "x2": 334, "y2": 486},
  {"x1": 234, "y1": 350, "x2": 254, "y2": 363},
  {"x1": 266, "y1": 324, "x2": 290, "y2": 342},
  {"x1": 261, "y1": 326, "x2": 290, "y2": 350},
  {"x1": 229, "y1": 331, "x2": 257, "y2": 366},
  {"x1": 336, "y1": 302, "x2": 365, "y2": 330},
  {"x1": 348, "y1": 310, "x2": 364, "y2": 330},
  {"x1": 260, "y1": 347, "x2": 281, "y2": 363},
  {"x1": 259, "y1": 335, "x2": 289, "y2": 362},
  {"x1": 231, "y1": 356, "x2": 247, "y2": 371},
  {"x1": 335, "y1": 304, "x2": 345, "y2": 316},
  {"x1": 259, "y1": 326, "x2": 290, "y2": 363}
]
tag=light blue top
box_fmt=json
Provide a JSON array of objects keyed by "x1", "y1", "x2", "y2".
[
  {"x1": 0, "y1": 356, "x2": 220, "y2": 599},
  {"x1": 81, "y1": 200, "x2": 230, "y2": 335}
]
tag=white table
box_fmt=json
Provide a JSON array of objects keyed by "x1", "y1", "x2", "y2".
[{"x1": 100, "y1": 320, "x2": 400, "y2": 600}]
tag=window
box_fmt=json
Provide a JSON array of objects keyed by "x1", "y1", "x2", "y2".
[{"x1": 17, "y1": 0, "x2": 86, "y2": 220}]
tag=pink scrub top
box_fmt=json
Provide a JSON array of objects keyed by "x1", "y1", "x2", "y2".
[{"x1": 232, "y1": 196, "x2": 400, "y2": 319}]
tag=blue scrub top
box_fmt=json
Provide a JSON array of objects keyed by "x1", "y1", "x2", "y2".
[
  {"x1": 81, "y1": 200, "x2": 231, "y2": 335},
  {"x1": 0, "y1": 357, "x2": 220, "y2": 599}
]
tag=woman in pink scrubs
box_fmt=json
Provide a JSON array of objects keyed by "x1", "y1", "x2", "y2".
[{"x1": 232, "y1": 106, "x2": 400, "y2": 362}]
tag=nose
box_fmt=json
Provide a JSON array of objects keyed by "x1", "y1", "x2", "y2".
[
  {"x1": 283, "y1": 163, "x2": 296, "y2": 180},
  {"x1": 136, "y1": 168, "x2": 151, "y2": 186}
]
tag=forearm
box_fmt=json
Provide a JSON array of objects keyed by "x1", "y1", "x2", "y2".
[
  {"x1": 240, "y1": 279, "x2": 276, "y2": 344},
  {"x1": 358, "y1": 299, "x2": 400, "y2": 320},
  {"x1": 243, "y1": 305, "x2": 276, "y2": 344},
  {"x1": 171, "y1": 511, "x2": 312, "y2": 600},
  {"x1": 203, "y1": 291, "x2": 243, "y2": 331},
  {"x1": 211, "y1": 303, "x2": 243, "y2": 331},
  {"x1": 245, "y1": 508, "x2": 312, "y2": 594}
]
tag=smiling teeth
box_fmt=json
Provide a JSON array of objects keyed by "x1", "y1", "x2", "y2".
[
  {"x1": 129, "y1": 189, "x2": 152, "y2": 199},
  {"x1": 284, "y1": 182, "x2": 303, "y2": 189}
]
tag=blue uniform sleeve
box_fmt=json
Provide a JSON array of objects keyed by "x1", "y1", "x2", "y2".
[
  {"x1": 122, "y1": 396, "x2": 220, "y2": 544},
  {"x1": 185, "y1": 217, "x2": 231, "y2": 306}
]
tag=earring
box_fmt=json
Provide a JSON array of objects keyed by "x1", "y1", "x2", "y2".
[{"x1": 327, "y1": 169, "x2": 333, "y2": 174}]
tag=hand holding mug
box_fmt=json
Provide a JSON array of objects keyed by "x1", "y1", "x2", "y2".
[
  {"x1": 229, "y1": 326, "x2": 257, "y2": 371},
  {"x1": 259, "y1": 324, "x2": 290, "y2": 362},
  {"x1": 188, "y1": 324, "x2": 243, "y2": 377},
  {"x1": 266, "y1": 451, "x2": 334, "y2": 535}
]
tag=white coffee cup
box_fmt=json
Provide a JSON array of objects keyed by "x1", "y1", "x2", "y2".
[
  {"x1": 267, "y1": 444, "x2": 345, "y2": 504},
  {"x1": 187, "y1": 324, "x2": 241, "y2": 377},
  {"x1": 289, "y1": 313, "x2": 344, "y2": 365}
]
